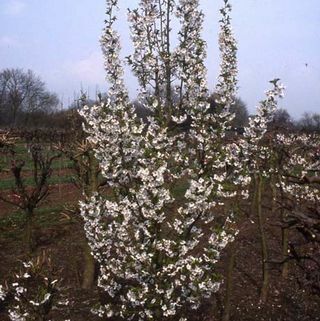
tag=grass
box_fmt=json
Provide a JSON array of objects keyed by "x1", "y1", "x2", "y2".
[
  {"x1": 0, "y1": 175, "x2": 74, "y2": 190},
  {"x1": 0, "y1": 204, "x2": 70, "y2": 240},
  {"x1": 0, "y1": 156, "x2": 73, "y2": 171},
  {"x1": 34, "y1": 205, "x2": 71, "y2": 228},
  {"x1": 0, "y1": 142, "x2": 73, "y2": 171},
  {"x1": 0, "y1": 141, "x2": 76, "y2": 190}
]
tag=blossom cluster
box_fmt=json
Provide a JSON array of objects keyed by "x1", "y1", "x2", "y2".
[
  {"x1": 240, "y1": 80, "x2": 285, "y2": 178},
  {"x1": 274, "y1": 133, "x2": 320, "y2": 203},
  {"x1": 127, "y1": 0, "x2": 162, "y2": 97},
  {"x1": 0, "y1": 261, "x2": 59, "y2": 321},
  {"x1": 215, "y1": 0, "x2": 238, "y2": 112},
  {"x1": 175, "y1": 0, "x2": 208, "y2": 117},
  {"x1": 244, "y1": 80, "x2": 285, "y2": 145}
]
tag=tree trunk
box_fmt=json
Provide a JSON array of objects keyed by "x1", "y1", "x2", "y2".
[
  {"x1": 281, "y1": 214, "x2": 289, "y2": 278},
  {"x1": 270, "y1": 175, "x2": 277, "y2": 218},
  {"x1": 25, "y1": 209, "x2": 35, "y2": 253},
  {"x1": 256, "y1": 174, "x2": 269, "y2": 303},
  {"x1": 81, "y1": 240, "x2": 96, "y2": 289},
  {"x1": 250, "y1": 177, "x2": 258, "y2": 217},
  {"x1": 222, "y1": 242, "x2": 236, "y2": 321},
  {"x1": 81, "y1": 153, "x2": 98, "y2": 289},
  {"x1": 277, "y1": 175, "x2": 289, "y2": 278}
]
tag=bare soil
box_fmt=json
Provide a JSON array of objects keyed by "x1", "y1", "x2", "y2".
[{"x1": 0, "y1": 185, "x2": 319, "y2": 320}]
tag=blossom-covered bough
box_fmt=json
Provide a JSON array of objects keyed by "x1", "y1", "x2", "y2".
[
  {"x1": 240, "y1": 125, "x2": 319, "y2": 302},
  {"x1": 79, "y1": 0, "x2": 285, "y2": 319},
  {"x1": 272, "y1": 133, "x2": 320, "y2": 281}
]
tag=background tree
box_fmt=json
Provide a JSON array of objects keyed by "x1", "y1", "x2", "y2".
[
  {"x1": 271, "y1": 108, "x2": 293, "y2": 130},
  {"x1": 0, "y1": 68, "x2": 59, "y2": 127},
  {"x1": 296, "y1": 112, "x2": 320, "y2": 133},
  {"x1": 208, "y1": 93, "x2": 249, "y2": 129}
]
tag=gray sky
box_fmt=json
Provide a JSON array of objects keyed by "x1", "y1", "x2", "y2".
[{"x1": 1, "y1": 0, "x2": 319, "y2": 118}]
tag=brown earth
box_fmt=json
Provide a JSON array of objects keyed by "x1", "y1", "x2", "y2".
[
  {"x1": 0, "y1": 185, "x2": 319, "y2": 320},
  {"x1": 0, "y1": 166, "x2": 73, "y2": 181}
]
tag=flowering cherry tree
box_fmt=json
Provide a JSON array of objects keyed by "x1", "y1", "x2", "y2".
[{"x1": 79, "y1": 0, "x2": 284, "y2": 319}]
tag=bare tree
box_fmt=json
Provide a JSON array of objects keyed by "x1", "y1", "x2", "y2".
[
  {"x1": 297, "y1": 112, "x2": 320, "y2": 133},
  {"x1": 0, "y1": 68, "x2": 59, "y2": 127},
  {"x1": 271, "y1": 108, "x2": 293, "y2": 130}
]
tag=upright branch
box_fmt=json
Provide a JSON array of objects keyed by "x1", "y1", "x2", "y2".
[
  {"x1": 175, "y1": 0, "x2": 208, "y2": 118},
  {"x1": 238, "y1": 80, "x2": 285, "y2": 303},
  {"x1": 128, "y1": 0, "x2": 176, "y2": 123},
  {"x1": 244, "y1": 79, "x2": 285, "y2": 148},
  {"x1": 215, "y1": 0, "x2": 237, "y2": 108},
  {"x1": 127, "y1": 0, "x2": 161, "y2": 97},
  {"x1": 101, "y1": 0, "x2": 129, "y2": 107},
  {"x1": 163, "y1": 0, "x2": 174, "y2": 118},
  {"x1": 213, "y1": 0, "x2": 238, "y2": 133}
]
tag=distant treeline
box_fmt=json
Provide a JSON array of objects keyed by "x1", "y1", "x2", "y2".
[{"x1": 1, "y1": 68, "x2": 319, "y2": 133}]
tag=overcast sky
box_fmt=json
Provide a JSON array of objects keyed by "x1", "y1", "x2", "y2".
[{"x1": 1, "y1": 0, "x2": 319, "y2": 118}]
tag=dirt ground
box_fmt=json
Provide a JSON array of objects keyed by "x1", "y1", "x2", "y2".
[{"x1": 0, "y1": 184, "x2": 319, "y2": 320}]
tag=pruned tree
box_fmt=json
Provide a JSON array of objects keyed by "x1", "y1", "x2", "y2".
[
  {"x1": 250, "y1": 132, "x2": 320, "y2": 300},
  {"x1": 0, "y1": 141, "x2": 61, "y2": 253},
  {"x1": 274, "y1": 133, "x2": 320, "y2": 288}
]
